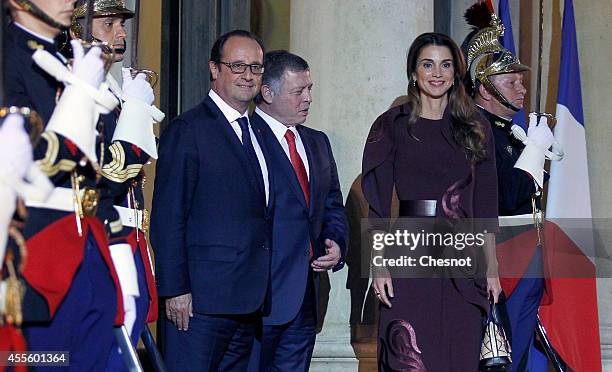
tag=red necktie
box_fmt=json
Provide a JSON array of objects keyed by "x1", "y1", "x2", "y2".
[
  {"x1": 285, "y1": 129, "x2": 313, "y2": 258},
  {"x1": 285, "y1": 129, "x2": 310, "y2": 206}
]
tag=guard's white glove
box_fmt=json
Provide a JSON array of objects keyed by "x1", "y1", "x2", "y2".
[
  {"x1": 0, "y1": 114, "x2": 31, "y2": 181},
  {"x1": 514, "y1": 113, "x2": 554, "y2": 188},
  {"x1": 109, "y1": 243, "x2": 140, "y2": 335},
  {"x1": 111, "y1": 69, "x2": 165, "y2": 159},
  {"x1": 121, "y1": 68, "x2": 154, "y2": 105},
  {"x1": 0, "y1": 114, "x2": 53, "y2": 203},
  {"x1": 42, "y1": 41, "x2": 116, "y2": 164},
  {"x1": 0, "y1": 114, "x2": 32, "y2": 264},
  {"x1": 527, "y1": 113, "x2": 555, "y2": 150},
  {"x1": 71, "y1": 40, "x2": 105, "y2": 89}
]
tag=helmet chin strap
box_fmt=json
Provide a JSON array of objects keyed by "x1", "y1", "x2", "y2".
[
  {"x1": 482, "y1": 77, "x2": 521, "y2": 113},
  {"x1": 113, "y1": 40, "x2": 127, "y2": 55},
  {"x1": 495, "y1": 94, "x2": 521, "y2": 113},
  {"x1": 15, "y1": 0, "x2": 69, "y2": 31}
]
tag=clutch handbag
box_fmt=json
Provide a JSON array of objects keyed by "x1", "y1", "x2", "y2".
[{"x1": 479, "y1": 300, "x2": 512, "y2": 371}]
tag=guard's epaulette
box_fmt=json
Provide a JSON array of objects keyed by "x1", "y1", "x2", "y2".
[{"x1": 26, "y1": 40, "x2": 45, "y2": 51}]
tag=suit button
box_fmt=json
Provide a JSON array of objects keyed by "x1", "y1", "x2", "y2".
[{"x1": 263, "y1": 245, "x2": 269, "y2": 251}]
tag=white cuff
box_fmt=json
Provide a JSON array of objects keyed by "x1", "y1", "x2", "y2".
[
  {"x1": 109, "y1": 243, "x2": 140, "y2": 297},
  {"x1": 45, "y1": 85, "x2": 99, "y2": 164},
  {"x1": 514, "y1": 141, "x2": 546, "y2": 188},
  {"x1": 112, "y1": 97, "x2": 163, "y2": 159}
]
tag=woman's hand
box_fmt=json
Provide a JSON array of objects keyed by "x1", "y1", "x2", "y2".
[
  {"x1": 487, "y1": 276, "x2": 502, "y2": 304},
  {"x1": 372, "y1": 267, "x2": 394, "y2": 308}
]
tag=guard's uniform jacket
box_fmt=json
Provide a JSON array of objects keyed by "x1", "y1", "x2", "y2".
[
  {"x1": 3, "y1": 21, "x2": 124, "y2": 324},
  {"x1": 97, "y1": 101, "x2": 158, "y2": 323},
  {"x1": 478, "y1": 108, "x2": 548, "y2": 216}
]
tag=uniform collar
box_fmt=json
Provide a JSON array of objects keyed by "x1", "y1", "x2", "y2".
[
  {"x1": 477, "y1": 105, "x2": 513, "y2": 131},
  {"x1": 10, "y1": 21, "x2": 59, "y2": 54}
]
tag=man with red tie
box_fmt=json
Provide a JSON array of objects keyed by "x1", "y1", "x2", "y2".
[{"x1": 248, "y1": 50, "x2": 348, "y2": 371}]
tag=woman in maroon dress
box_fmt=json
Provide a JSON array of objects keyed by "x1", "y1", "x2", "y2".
[{"x1": 361, "y1": 33, "x2": 501, "y2": 371}]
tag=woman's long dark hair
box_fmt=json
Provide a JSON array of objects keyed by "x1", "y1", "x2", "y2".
[{"x1": 405, "y1": 32, "x2": 487, "y2": 163}]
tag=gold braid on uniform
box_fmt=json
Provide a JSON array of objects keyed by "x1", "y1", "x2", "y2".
[
  {"x1": 100, "y1": 142, "x2": 143, "y2": 183},
  {"x1": 35, "y1": 131, "x2": 77, "y2": 176},
  {"x1": 1, "y1": 226, "x2": 27, "y2": 326}
]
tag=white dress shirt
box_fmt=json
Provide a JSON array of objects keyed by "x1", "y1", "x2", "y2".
[
  {"x1": 255, "y1": 107, "x2": 309, "y2": 179},
  {"x1": 209, "y1": 90, "x2": 269, "y2": 204}
]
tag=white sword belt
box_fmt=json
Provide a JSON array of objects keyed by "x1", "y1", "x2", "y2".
[
  {"x1": 498, "y1": 213, "x2": 539, "y2": 227},
  {"x1": 25, "y1": 186, "x2": 98, "y2": 216},
  {"x1": 114, "y1": 205, "x2": 146, "y2": 230}
]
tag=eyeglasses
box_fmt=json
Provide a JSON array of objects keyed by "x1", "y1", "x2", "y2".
[{"x1": 219, "y1": 61, "x2": 265, "y2": 75}]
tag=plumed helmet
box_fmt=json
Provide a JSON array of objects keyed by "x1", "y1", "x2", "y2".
[{"x1": 462, "y1": 0, "x2": 530, "y2": 112}]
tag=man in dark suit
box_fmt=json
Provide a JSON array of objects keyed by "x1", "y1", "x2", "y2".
[
  {"x1": 247, "y1": 50, "x2": 348, "y2": 372},
  {"x1": 151, "y1": 30, "x2": 273, "y2": 371}
]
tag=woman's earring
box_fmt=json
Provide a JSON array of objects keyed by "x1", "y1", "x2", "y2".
[{"x1": 412, "y1": 79, "x2": 417, "y2": 87}]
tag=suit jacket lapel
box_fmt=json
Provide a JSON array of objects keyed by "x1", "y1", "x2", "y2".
[
  {"x1": 251, "y1": 116, "x2": 274, "y2": 212},
  {"x1": 204, "y1": 97, "x2": 264, "y2": 197},
  {"x1": 253, "y1": 113, "x2": 308, "y2": 210},
  {"x1": 297, "y1": 126, "x2": 318, "y2": 217}
]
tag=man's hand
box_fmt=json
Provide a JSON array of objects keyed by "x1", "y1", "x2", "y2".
[
  {"x1": 311, "y1": 239, "x2": 341, "y2": 272},
  {"x1": 166, "y1": 293, "x2": 193, "y2": 331}
]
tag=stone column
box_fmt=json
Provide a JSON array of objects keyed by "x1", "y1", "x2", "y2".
[
  {"x1": 575, "y1": 1, "x2": 612, "y2": 368},
  {"x1": 290, "y1": 2, "x2": 433, "y2": 371}
]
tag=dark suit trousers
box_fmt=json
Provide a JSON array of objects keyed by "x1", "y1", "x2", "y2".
[
  {"x1": 248, "y1": 275, "x2": 316, "y2": 372},
  {"x1": 164, "y1": 312, "x2": 260, "y2": 372}
]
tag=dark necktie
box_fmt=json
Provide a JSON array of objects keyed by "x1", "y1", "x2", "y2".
[
  {"x1": 285, "y1": 129, "x2": 313, "y2": 259},
  {"x1": 236, "y1": 117, "x2": 265, "y2": 200}
]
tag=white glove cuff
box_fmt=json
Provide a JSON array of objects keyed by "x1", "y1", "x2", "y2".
[
  {"x1": 514, "y1": 141, "x2": 546, "y2": 188},
  {"x1": 45, "y1": 85, "x2": 99, "y2": 164},
  {"x1": 109, "y1": 243, "x2": 140, "y2": 297},
  {"x1": 112, "y1": 97, "x2": 162, "y2": 159}
]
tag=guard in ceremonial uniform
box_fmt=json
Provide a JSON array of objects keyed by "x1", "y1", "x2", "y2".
[
  {"x1": 462, "y1": 3, "x2": 563, "y2": 370},
  {"x1": 0, "y1": 110, "x2": 52, "y2": 367},
  {"x1": 70, "y1": 1, "x2": 162, "y2": 369},
  {"x1": 3, "y1": 1, "x2": 125, "y2": 370}
]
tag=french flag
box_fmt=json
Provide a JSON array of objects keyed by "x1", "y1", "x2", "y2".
[
  {"x1": 498, "y1": 0, "x2": 526, "y2": 128},
  {"x1": 539, "y1": 0, "x2": 601, "y2": 370}
]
